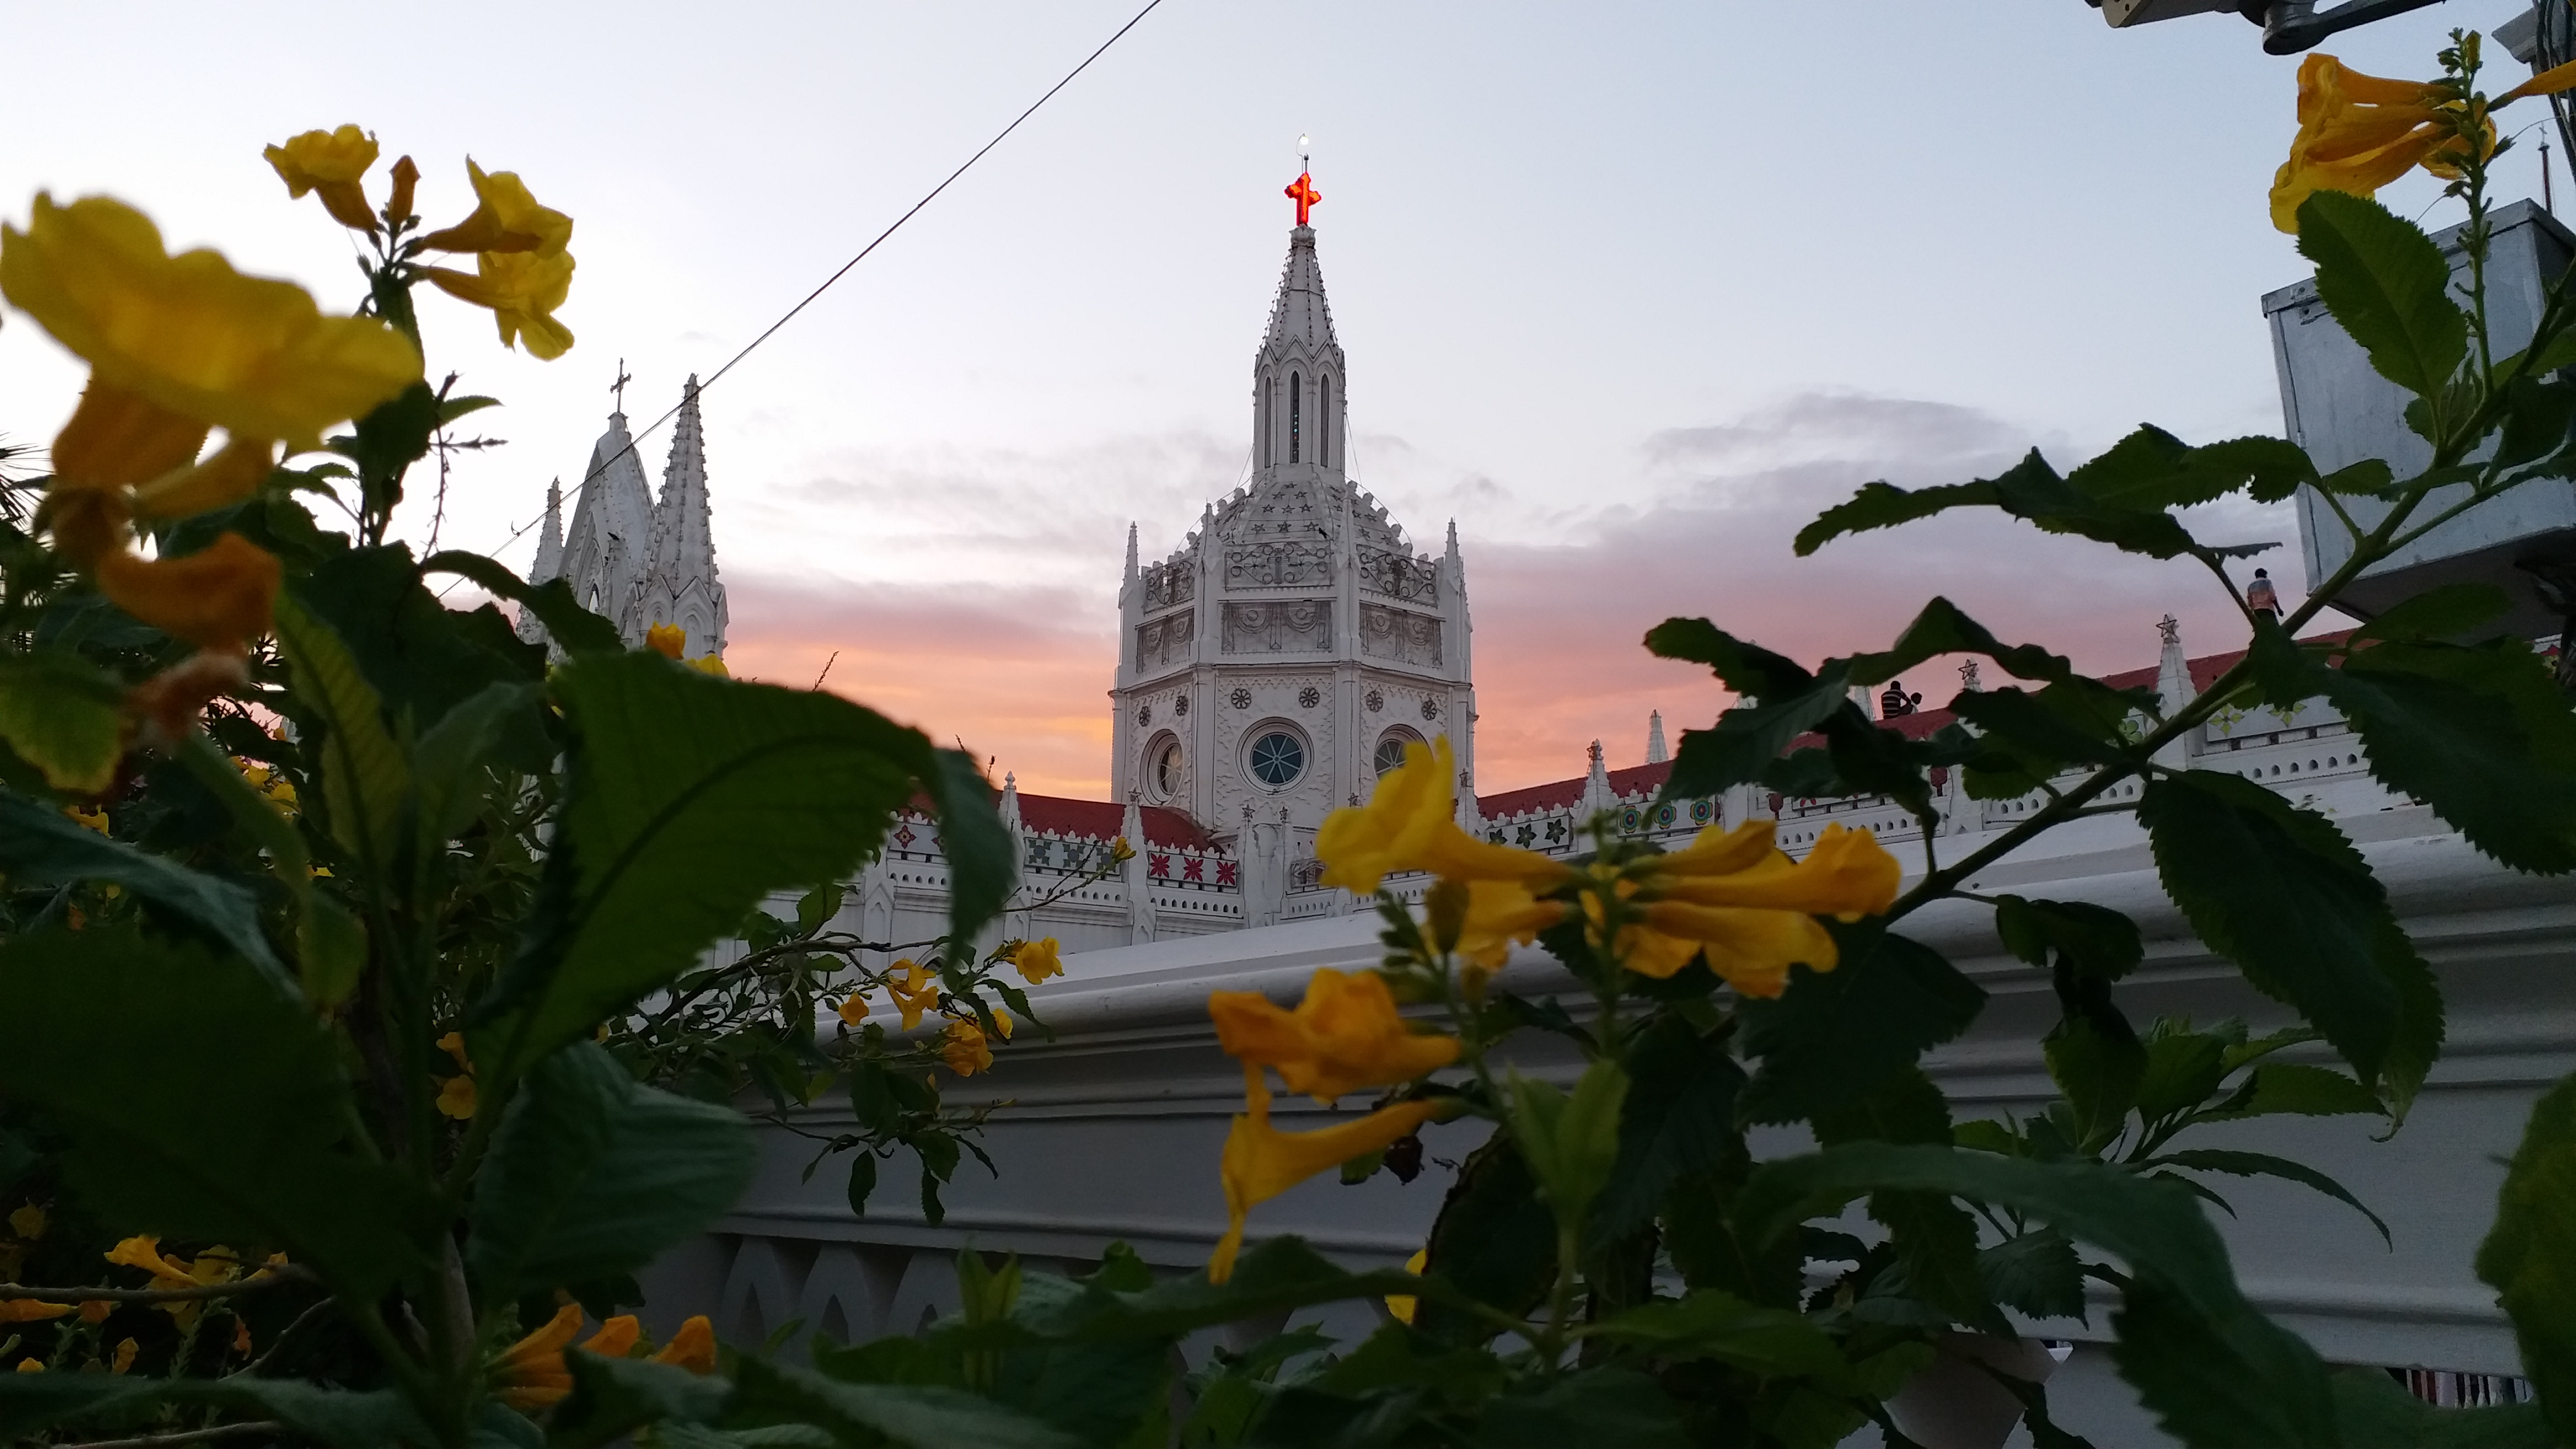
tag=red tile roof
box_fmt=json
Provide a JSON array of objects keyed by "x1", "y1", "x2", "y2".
[{"x1": 1014, "y1": 792, "x2": 1214, "y2": 849}]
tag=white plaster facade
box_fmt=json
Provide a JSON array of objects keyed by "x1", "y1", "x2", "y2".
[{"x1": 520, "y1": 374, "x2": 728, "y2": 660}]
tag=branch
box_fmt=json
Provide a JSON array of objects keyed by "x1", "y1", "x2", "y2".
[
  {"x1": 0, "y1": 1266, "x2": 312, "y2": 1304},
  {"x1": 58, "y1": 1424, "x2": 283, "y2": 1449}
]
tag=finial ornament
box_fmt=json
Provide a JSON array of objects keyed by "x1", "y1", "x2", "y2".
[
  {"x1": 2157, "y1": 613, "x2": 2182, "y2": 646},
  {"x1": 1285, "y1": 168, "x2": 1320, "y2": 226},
  {"x1": 610, "y1": 357, "x2": 632, "y2": 413}
]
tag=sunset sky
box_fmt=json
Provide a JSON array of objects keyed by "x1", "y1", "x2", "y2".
[{"x1": 0, "y1": 2, "x2": 2535, "y2": 796}]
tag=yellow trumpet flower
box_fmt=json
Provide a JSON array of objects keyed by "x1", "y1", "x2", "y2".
[{"x1": 1209, "y1": 968, "x2": 1458, "y2": 1106}]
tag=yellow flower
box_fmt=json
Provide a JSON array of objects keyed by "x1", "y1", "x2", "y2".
[
  {"x1": 63, "y1": 808, "x2": 107, "y2": 836},
  {"x1": 1317, "y1": 737, "x2": 1574, "y2": 896},
  {"x1": 1209, "y1": 968, "x2": 1459, "y2": 1105},
  {"x1": 490, "y1": 1304, "x2": 580, "y2": 1411},
  {"x1": 1451, "y1": 879, "x2": 1568, "y2": 971},
  {"x1": 437, "y1": 1075, "x2": 477, "y2": 1121},
  {"x1": 687, "y1": 654, "x2": 728, "y2": 677},
  {"x1": 93, "y1": 533, "x2": 281, "y2": 652},
  {"x1": 418, "y1": 159, "x2": 574, "y2": 257},
  {"x1": 1, "y1": 195, "x2": 422, "y2": 452},
  {"x1": 79, "y1": 1300, "x2": 110, "y2": 1325},
  {"x1": 643, "y1": 623, "x2": 685, "y2": 659},
  {"x1": 2267, "y1": 50, "x2": 2576, "y2": 233},
  {"x1": 8, "y1": 1204, "x2": 45, "y2": 1239},
  {"x1": 0, "y1": 1300, "x2": 74, "y2": 1324},
  {"x1": 581, "y1": 1315, "x2": 641, "y2": 1359},
  {"x1": 649, "y1": 1315, "x2": 716, "y2": 1374},
  {"x1": 991, "y1": 1007, "x2": 1014, "y2": 1040},
  {"x1": 437, "y1": 1031, "x2": 472, "y2": 1072},
  {"x1": 1010, "y1": 936, "x2": 1063, "y2": 985},
  {"x1": 1209, "y1": 1072, "x2": 1444, "y2": 1285},
  {"x1": 940, "y1": 1019, "x2": 995, "y2": 1077},
  {"x1": 1385, "y1": 1247, "x2": 1428, "y2": 1325},
  {"x1": 424, "y1": 249, "x2": 576, "y2": 361},
  {"x1": 888, "y1": 959, "x2": 940, "y2": 1031},
  {"x1": 262, "y1": 126, "x2": 380, "y2": 233},
  {"x1": 1583, "y1": 821, "x2": 1899, "y2": 996},
  {"x1": 103, "y1": 1238, "x2": 232, "y2": 1329},
  {"x1": 13, "y1": 1359, "x2": 38, "y2": 1373},
  {"x1": 1109, "y1": 835, "x2": 1137, "y2": 864},
  {"x1": 834, "y1": 990, "x2": 872, "y2": 1027},
  {"x1": 111, "y1": 1338, "x2": 136, "y2": 1374}
]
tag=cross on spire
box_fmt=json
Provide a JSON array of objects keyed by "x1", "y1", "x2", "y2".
[
  {"x1": 610, "y1": 358, "x2": 633, "y2": 413},
  {"x1": 1284, "y1": 169, "x2": 1320, "y2": 226}
]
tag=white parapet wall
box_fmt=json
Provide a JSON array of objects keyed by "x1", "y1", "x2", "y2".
[{"x1": 640, "y1": 801, "x2": 2576, "y2": 1445}]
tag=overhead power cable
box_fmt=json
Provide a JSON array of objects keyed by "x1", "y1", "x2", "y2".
[{"x1": 440, "y1": 0, "x2": 1168, "y2": 591}]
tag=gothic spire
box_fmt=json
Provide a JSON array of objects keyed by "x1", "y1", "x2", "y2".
[
  {"x1": 1262, "y1": 222, "x2": 1339, "y2": 355},
  {"x1": 531, "y1": 477, "x2": 564, "y2": 584},
  {"x1": 633, "y1": 375, "x2": 728, "y2": 658}
]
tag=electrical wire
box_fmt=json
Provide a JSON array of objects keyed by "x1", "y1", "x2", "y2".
[{"x1": 438, "y1": 0, "x2": 1168, "y2": 593}]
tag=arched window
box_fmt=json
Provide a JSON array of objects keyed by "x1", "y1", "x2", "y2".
[
  {"x1": 1319, "y1": 376, "x2": 1331, "y2": 465},
  {"x1": 1289, "y1": 372, "x2": 1302, "y2": 463},
  {"x1": 1260, "y1": 378, "x2": 1272, "y2": 466}
]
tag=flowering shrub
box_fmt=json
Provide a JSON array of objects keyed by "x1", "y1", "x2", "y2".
[{"x1": 2, "y1": 32, "x2": 2575, "y2": 1449}]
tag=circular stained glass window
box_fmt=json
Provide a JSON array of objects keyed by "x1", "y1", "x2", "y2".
[
  {"x1": 1154, "y1": 741, "x2": 1185, "y2": 796},
  {"x1": 1249, "y1": 731, "x2": 1306, "y2": 788}
]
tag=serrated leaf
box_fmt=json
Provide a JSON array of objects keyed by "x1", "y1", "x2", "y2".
[
  {"x1": 1980, "y1": 1227, "x2": 2087, "y2": 1322},
  {"x1": 1841, "y1": 597, "x2": 2078, "y2": 689},
  {"x1": 473, "y1": 654, "x2": 1005, "y2": 1083},
  {"x1": 1795, "y1": 471, "x2": 2010, "y2": 556},
  {"x1": 467, "y1": 1040, "x2": 755, "y2": 1301},
  {"x1": 0, "y1": 655, "x2": 122, "y2": 793},
  {"x1": 1419, "y1": 1134, "x2": 1557, "y2": 1346},
  {"x1": 2148, "y1": 1148, "x2": 2389, "y2": 1243},
  {"x1": 1994, "y1": 896, "x2": 2143, "y2": 978},
  {"x1": 2327, "y1": 639, "x2": 2576, "y2": 874},
  {"x1": 0, "y1": 789, "x2": 288, "y2": 990},
  {"x1": 1578, "y1": 1290, "x2": 1846, "y2": 1380},
  {"x1": 422, "y1": 550, "x2": 624, "y2": 657},
  {"x1": 273, "y1": 591, "x2": 410, "y2": 875},
  {"x1": 2347, "y1": 583, "x2": 2512, "y2": 647},
  {"x1": 2139, "y1": 772, "x2": 2442, "y2": 1111},
  {"x1": 2193, "y1": 1061, "x2": 2385, "y2": 1123},
  {"x1": 0, "y1": 930, "x2": 424, "y2": 1301},
  {"x1": 1737, "y1": 930, "x2": 1986, "y2": 1123},
  {"x1": 1587, "y1": 1013, "x2": 1745, "y2": 1252},
  {"x1": 2475, "y1": 1071, "x2": 2576, "y2": 1444},
  {"x1": 2296, "y1": 190, "x2": 2469, "y2": 400}
]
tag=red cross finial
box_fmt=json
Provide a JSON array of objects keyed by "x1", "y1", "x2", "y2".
[{"x1": 1285, "y1": 170, "x2": 1320, "y2": 226}]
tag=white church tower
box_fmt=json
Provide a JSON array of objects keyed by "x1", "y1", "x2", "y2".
[
  {"x1": 1109, "y1": 170, "x2": 1475, "y2": 846},
  {"x1": 520, "y1": 372, "x2": 728, "y2": 660}
]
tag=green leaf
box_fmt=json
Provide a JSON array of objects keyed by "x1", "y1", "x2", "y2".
[
  {"x1": 1418, "y1": 1134, "x2": 1557, "y2": 1347},
  {"x1": 2346, "y1": 583, "x2": 2511, "y2": 647},
  {"x1": 0, "y1": 930, "x2": 423, "y2": 1300},
  {"x1": 2296, "y1": 190, "x2": 2469, "y2": 400},
  {"x1": 2047, "y1": 1013, "x2": 2146, "y2": 1152},
  {"x1": 0, "y1": 1376, "x2": 433, "y2": 1447},
  {"x1": 1471, "y1": 1367, "x2": 1691, "y2": 1449},
  {"x1": 1510, "y1": 1058, "x2": 1627, "y2": 1229},
  {"x1": 340, "y1": 380, "x2": 442, "y2": 520},
  {"x1": 1001, "y1": 1235, "x2": 1434, "y2": 1346},
  {"x1": 2139, "y1": 771, "x2": 2442, "y2": 1110},
  {"x1": 0, "y1": 789, "x2": 288, "y2": 989},
  {"x1": 2329, "y1": 1365, "x2": 2554, "y2": 1447},
  {"x1": 2134, "y1": 1022, "x2": 2231, "y2": 1126},
  {"x1": 421, "y1": 550, "x2": 624, "y2": 657},
  {"x1": 551, "y1": 1351, "x2": 732, "y2": 1449},
  {"x1": 412, "y1": 682, "x2": 538, "y2": 848},
  {"x1": 2193, "y1": 1061, "x2": 2385, "y2": 1123},
  {"x1": 1576, "y1": 1289, "x2": 1846, "y2": 1380},
  {"x1": 1737, "y1": 930, "x2": 1986, "y2": 1123},
  {"x1": 2325, "y1": 639, "x2": 2576, "y2": 874},
  {"x1": 1841, "y1": 597, "x2": 2078, "y2": 689},
  {"x1": 2148, "y1": 1148, "x2": 2389, "y2": 1244},
  {"x1": 846, "y1": 1151, "x2": 879, "y2": 1216},
  {"x1": 1586, "y1": 1012, "x2": 1745, "y2": 1252},
  {"x1": 476, "y1": 654, "x2": 1003, "y2": 1082},
  {"x1": 273, "y1": 591, "x2": 411, "y2": 876},
  {"x1": 1994, "y1": 896, "x2": 2144, "y2": 979},
  {"x1": 469, "y1": 1041, "x2": 756, "y2": 1301},
  {"x1": 0, "y1": 654, "x2": 122, "y2": 793},
  {"x1": 2475, "y1": 1071, "x2": 2576, "y2": 1444},
  {"x1": 730, "y1": 1357, "x2": 1081, "y2": 1449},
  {"x1": 297, "y1": 545, "x2": 546, "y2": 730},
  {"x1": 1947, "y1": 686, "x2": 2138, "y2": 768},
  {"x1": 1979, "y1": 1227, "x2": 2087, "y2": 1322},
  {"x1": 1813, "y1": 1068, "x2": 2002, "y2": 1334},
  {"x1": 440, "y1": 394, "x2": 502, "y2": 425},
  {"x1": 1796, "y1": 473, "x2": 2008, "y2": 556},
  {"x1": 1735, "y1": 1143, "x2": 2336, "y2": 1447}
]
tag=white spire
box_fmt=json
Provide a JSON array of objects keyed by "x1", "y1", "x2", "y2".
[
  {"x1": 2153, "y1": 614, "x2": 2195, "y2": 771},
  {"x1": 1262, "y1": 225, "x2": 1339, "y2": 354},
  {"x1": 1577, "y1": 740, "x2": 1618, "y2": 823},
  {"x1": 518, "y1": 477, "x2": 566, "y2": 648},
  {"x1": 634, "y1": 375, "x2": 728, "y2": 659},
  {"x1": 1646, "y1": 711, "x2": 1669, "y2": 765},
  {"x1": 1124, "y1": 522, "x2": 1139, "y2": 583}
]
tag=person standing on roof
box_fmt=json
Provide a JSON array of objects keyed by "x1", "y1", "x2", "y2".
[{"x1": 2246, "y1": 568, "x2": 2281, "y2": 621}]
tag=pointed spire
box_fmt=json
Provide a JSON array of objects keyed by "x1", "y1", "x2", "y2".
[
  {"x1": 1578, "y1": 740, "x2": 1617, "y2": 823},
  {"x1": 2153, "y1": 615, "x2": 2195, "y2": 771},
  {"x1": 1646, "y1": 711, "x2": 1669, "y2": 766},
  {"x1": 531, "y1": 477, "x2": 564, "y2": 584},
  {"x1": 1124, "y1": 522, "x2": 1140, "y2": 582},
  {"x1": 642, "y1": 375, "x2": 727, "y2": 659},
  {"x1": 1262, "y1": 223, "x2": 1339, "y2": 354}
]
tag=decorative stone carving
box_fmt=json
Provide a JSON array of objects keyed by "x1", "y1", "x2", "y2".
[
  {"x1": 1298, "y1": 686, "x2": 1321, "y2": 709},
  {"x1": 1223, "y1": 600, "x2": 1331, "y2": 654},
  {"x1": 1420, "y1": 697, "x2": 1441, "y2": 722},
  {"x1": 1135, "y1": 609, "x2": 1192, "y2": 673},
  {"x1": 1229, "y1": 687, "x2": 1252, "y2": 711},
  {"x1": 1358, "y1": 546, "x2": 1437, "y2": 604},
  {"x1": 1174, "y1": 694, "x2": 1190, "y2": 718},
  {"x1": 1366, "y1": 689, "x2": 1384, "y2": 713},
  {"x1": 1360, "y1": 605, "x2": 1443, "y2": 667},
  {"x1": 1224, "y1": 541, "x2": 1331, "y2": 589},
  {"x1": 1141, "y1": 561, "x2": 1194, "y2": 610}
]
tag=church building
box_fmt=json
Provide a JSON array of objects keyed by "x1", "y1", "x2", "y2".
[{"x1": 519, "y1": 373, "x2": 728, "y2": 661}]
